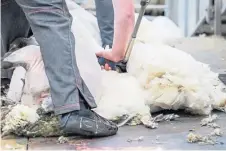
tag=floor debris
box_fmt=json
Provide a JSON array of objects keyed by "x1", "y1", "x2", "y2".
[
  {"x1": 1, "y1": 104, "x2": 40, "y2": 137},
  {"x1": 117, "y1": 114, "x2": 137, "y2": 127},
  {"x1": 187, "y1": 132, "x2": 216, "y2": 145},
  {"x1": 207, "y1": 123, "x2": 220, "y2": 128},
  {"x1": 143, "y1": 120, "x2": 159, "y2": 129},
  {"x1": 211, "y1": 128, "x2": 223, "y2": 137},
  {"x1": 127, "y1": 136, "x2": 144, "y2": 143},
  {"x1": 200, "y1": 114, "x2": 218, "y2": 126},
  {"x1": 141, "y1": 115, "x2": 158, "y2": 129},
  {"x1": 1, "y1": 105, "x2": 15, "y2": 121},
  {"x1": 186, "y1": 113, "x2": 224, "y2": 146},
  {"x1": 139, "y1": 113, "x2": 180, "y2": 129},
  {"x1": 187, "y1": 132, "x2": 202, "y2": 143},
  {"x1": 189, "y1": 128, "x2": 195, "y2": 132},
  {"x1": 127, "y1": 115, "x2": 143, "y2": 126},
  {"x1": 58, "y1": 136, "x2": 69, "y2": 144},
  {"x1": 153, "y1": 113, "x2": 180, "y2": 122},
  {"x1": 4, "y1": 144, "x2": 24, "y2": 150},
  {"x1": 1, "y1": 104, "x2": 62, "y2": 137}
]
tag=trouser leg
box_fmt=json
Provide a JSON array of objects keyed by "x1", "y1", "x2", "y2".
[
  {"x1": 15, "y1": 0, "x2": 97, "y2": 115},
  {"x1": 94, "y1": 0, "x2": 114, "y2": 48},
  {"x1": 1, "y1": 0, "x2": 31, "y2": 79}
]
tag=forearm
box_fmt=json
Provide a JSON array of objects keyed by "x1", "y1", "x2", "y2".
[{"x1": 112, "y1": 0, "x2": 135, "y2": 60}]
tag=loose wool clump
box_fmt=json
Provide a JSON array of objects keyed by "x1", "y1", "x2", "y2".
[
  {"x1": 2, "y1": 104, "x2": 40, "y2": 136},
  {"x1": 93, "y1": 71, "x2": 150, "y2": 120},
  {"x1": 127, "y1": 43, "x2": 226, "y2": 115}
]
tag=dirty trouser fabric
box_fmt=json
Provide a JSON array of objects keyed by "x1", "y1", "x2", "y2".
[
  {"x1": 15, "y1": 0, "x2": 97, "y2": 115},
  {"x1": 94, "y1": 0, "x2": 114, "y2": 48},
  {"x1": 1, "y1": 0, "x2": 31, "y2": 79}
]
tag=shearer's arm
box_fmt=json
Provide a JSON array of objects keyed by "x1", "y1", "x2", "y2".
[
  {"x1": 96, "y1": 0, "x2": 135, "y2": 63},
  {"x1": 111, "y1": 0, "x2": 135, "y2": 61}
]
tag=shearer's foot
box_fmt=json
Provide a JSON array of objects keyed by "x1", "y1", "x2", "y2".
[
  {"x1": 60, "y1": 109, "x2": 118, "y2": 137},
  {"x1": 60, "y1": 100, "x2": 118, "y2": 137}
]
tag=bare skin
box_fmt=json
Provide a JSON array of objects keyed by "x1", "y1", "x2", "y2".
[{"x1": 96, "y1": 0, "x2": 135, "y2": 70}]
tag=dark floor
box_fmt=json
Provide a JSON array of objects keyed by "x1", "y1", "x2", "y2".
[{"x1": 1, "y1": 111, "x2": 225, "y2": 150}]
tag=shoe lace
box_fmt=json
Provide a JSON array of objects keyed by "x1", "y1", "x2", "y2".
[{"x1": 91, "y1": 110, "x2": 113, "y2": 126}]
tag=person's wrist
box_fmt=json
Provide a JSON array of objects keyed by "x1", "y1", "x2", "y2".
[{"x1": 111, "y1": 49, "x2": 125, "y2": 62}]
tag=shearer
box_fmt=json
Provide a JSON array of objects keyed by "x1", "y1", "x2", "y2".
[{"x1": 1, "y1": 0, "x2": 134, "y2": 137}]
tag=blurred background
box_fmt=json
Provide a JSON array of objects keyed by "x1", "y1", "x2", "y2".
[{"x1": 74, "y1": 0, "x2": 226, "y2": 37}]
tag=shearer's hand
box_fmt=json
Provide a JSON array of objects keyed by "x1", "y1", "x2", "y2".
[{"x1": 96, "y1": 50, "x2": 123, "y2": 71}]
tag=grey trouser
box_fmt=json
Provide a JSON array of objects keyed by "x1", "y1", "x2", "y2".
[
  {"x1": 94, "y1": 0, "x2": 114, "y2": 48},
  {"x1": 1, "y1": 0, "x2": 31, "y2": 79},
  {"x1": 13, "y1": 0, "x2": 97, "y2": 115}
]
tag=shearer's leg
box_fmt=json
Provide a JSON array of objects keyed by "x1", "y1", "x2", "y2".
[
  {"x1": 94, "y1": 0, "x2": 114, "y2": 48},
  {"x1": 15, "y1": 0, "x2": 118, "y2": 137}
]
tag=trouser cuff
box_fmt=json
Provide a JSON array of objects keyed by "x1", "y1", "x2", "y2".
[{"x1": 54, "y1": 103, "x2": 80, "y2": 115}]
